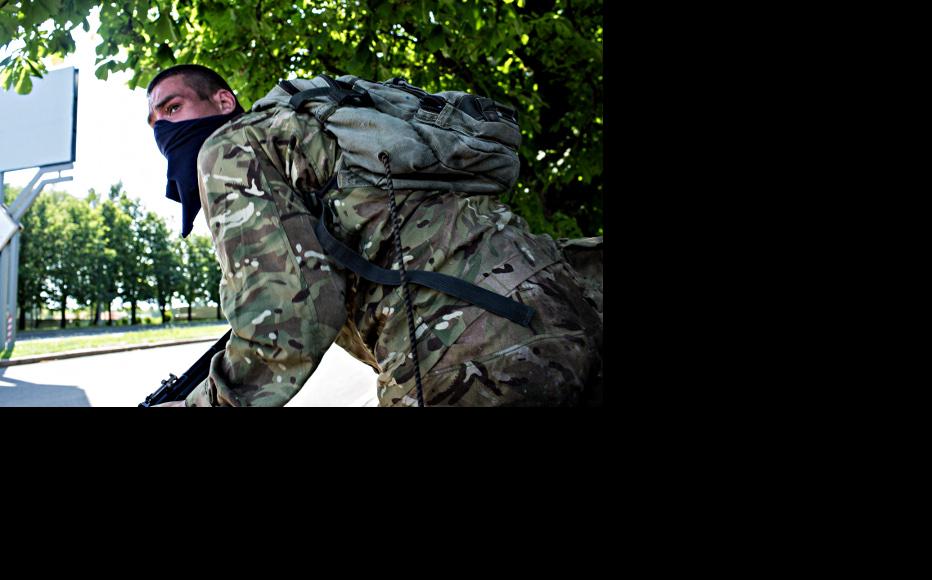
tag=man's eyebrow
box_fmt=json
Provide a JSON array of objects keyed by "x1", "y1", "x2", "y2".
[{"x1": 148, "y1": 93, "x2": 182, "y2": 125}]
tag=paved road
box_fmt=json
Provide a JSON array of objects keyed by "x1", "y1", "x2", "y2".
[{"x1": 0, "y1": 342, "x2": 379, "y2": 407}]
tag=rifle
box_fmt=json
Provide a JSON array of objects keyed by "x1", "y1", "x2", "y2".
[{"x1": 139, "y1": 329, "x2": 232, "y2": 407}]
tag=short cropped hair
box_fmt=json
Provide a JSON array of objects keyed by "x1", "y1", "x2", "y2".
[{"x1": 147, "y1": 64, "x2": 243, "y2": 110}]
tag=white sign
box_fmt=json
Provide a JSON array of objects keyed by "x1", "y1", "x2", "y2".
[
  {"x1": 0, "y1": 204, "x2": 20, "y2": 252},
  {"x1": 0, "y1": 67, "x2": 78, "y2": 172}
]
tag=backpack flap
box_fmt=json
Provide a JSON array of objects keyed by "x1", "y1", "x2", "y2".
[{"x1": 254, "y1": 75, "x2": 521, "y2": 195}]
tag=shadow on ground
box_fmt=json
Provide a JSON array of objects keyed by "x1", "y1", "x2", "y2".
[{"x1": 0, "y1": 369, "x2": 90, "y2": 407}]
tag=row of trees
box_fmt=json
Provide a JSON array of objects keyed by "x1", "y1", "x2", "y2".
[{"x1": 3, "y1": 182, "x2": 221, "y2": 330}]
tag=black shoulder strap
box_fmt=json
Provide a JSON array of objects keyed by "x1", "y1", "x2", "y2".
[
  {"x1": 312, "y1": 202, "x2": 534, "y2": 327},
  {"x1": 278, "y1": 79, "x2": 301, "y2": 95},
  {"x1": 286, "y1": 75, "x2": 374, "y2": 110}
]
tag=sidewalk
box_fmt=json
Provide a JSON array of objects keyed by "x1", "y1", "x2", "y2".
[{"x1": 0, "y1": 336, "x2": 220, "y2": 367}]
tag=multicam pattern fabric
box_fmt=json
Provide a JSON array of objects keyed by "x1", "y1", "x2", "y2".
[
  {"x1": 251, "y1": 75, "x2": 522, "y2": 194},
  {"x1": 184, "y1": 104, "x2": 602, "y2": 407}
]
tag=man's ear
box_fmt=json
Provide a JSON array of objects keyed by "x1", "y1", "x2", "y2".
[{"x1": 213, "y1": 89, "x2": 238, "y2": 114}]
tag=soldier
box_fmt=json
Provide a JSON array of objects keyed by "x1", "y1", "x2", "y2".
[{"x1": 148, "y1": 64, "x2": 602, "y2": 407}]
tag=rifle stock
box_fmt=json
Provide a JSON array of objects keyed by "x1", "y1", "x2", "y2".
[{"x1": 139, "y1": 329, "x2": 232, "y2": 407}]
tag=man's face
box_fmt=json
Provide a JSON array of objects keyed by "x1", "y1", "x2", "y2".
[{"x1": 147, "y1": 75, "x2": 226, "y2": 127}]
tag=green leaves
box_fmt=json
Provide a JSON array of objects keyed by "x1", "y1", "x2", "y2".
[
  {"x1": 1, "y1": 0, "x2": 604, "y2": 237},
  {"x1": 424, "y1": 25, "x2": 446, "y2": 53},
  {"x1": 94, "y1": 60, "x2": 113, "y2": 80},
  {"x1": 155, "y1": 43, "x2": 175, "y2": 66},
  {"x1": 154, "y1": 12, "x2": 177, "y2": 43},
  {"x1": 14, "y1": 66, "x2": 32, "y2": 93}
]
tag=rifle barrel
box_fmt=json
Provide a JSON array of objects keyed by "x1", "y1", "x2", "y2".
[{"x1": 139, "y1": 329, "x2": 232, "y2": 407}]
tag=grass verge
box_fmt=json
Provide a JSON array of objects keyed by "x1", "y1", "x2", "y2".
[{"x1": 1, "y1": 323, "x2": 230, "y2": 360}]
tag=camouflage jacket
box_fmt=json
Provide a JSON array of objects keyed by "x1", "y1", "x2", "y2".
[{"x1": 184, "y1": 105, "x2": 578, "y2": 406}]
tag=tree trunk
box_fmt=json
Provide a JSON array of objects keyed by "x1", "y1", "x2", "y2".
[
  {"x1": 216, "y1": 303, "x2": 222, "y2": 320},
  {"x1": 160, "y1": 302, "x2": 167, "y2": 324},
  {"x1": 187, "y1": 302, "x2": 192, "y2": 322},
  {"x1": 93, "y1": 300, "x2": 101, "y2": 325},
  {"x1": 60, "y1": 296, "x2": 67, "y2": 329},
  {"x1": 131, "y1": 300, "x2": 137, "y2": 325},
  {"x1": 18, "y1": 303, "x2": 26, "y2": 331},
  {"x1": 107, "y1": 300, "x2": 113, "y2": 326}
]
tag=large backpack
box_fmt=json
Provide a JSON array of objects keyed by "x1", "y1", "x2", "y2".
[
  {"x1": 253, "y1": 75, "x2": 535, "y2": 406},
  {"x1": 249, "y1": 74, "x2": 533, "y2": 325},
  {"x1": 251, "y1": 74, "x2": 522, "y2": 195}
]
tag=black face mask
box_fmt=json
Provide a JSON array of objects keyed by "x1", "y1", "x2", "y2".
[{"x1": 153, "y1": 110, "x2": 241, "y2": 237}]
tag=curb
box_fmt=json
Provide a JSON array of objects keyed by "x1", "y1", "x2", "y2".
[{"x1": 0, "y1": 337, "x2": 220, "y2": 367}]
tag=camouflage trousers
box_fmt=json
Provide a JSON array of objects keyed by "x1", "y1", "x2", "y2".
[{"x1": 376, "y1": 259, "x2": 603, "y2": 407}]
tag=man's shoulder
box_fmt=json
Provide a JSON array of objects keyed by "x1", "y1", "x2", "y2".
[
  {"x1": 197, "y1": 106, "x2": 328, "y2": 172},
  {"x1": 217, "y1": 109, "x2": 274, "y2": 136},
  {"x1": 197, "y1": 111, "x2": 274, "y2": 169},
  {"x1": 206, "y1": 106, "x2": 319, "y2": 146}
]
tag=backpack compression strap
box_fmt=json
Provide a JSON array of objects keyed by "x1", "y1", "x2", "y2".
[
  {"x1": 284, "y1": 75, "x2": 375, "y2": 110},
  {"x1": 310, "y1": 178, "x2": 535, "y2": 327}
]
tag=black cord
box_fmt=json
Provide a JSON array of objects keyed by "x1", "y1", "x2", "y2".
[{"x1": 379, "y1": 151, "x2": 425, "y2": 407}]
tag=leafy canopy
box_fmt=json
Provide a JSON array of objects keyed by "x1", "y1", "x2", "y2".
[{"x1": 1, "y1": 0, "x2": 603, "y2": 237}]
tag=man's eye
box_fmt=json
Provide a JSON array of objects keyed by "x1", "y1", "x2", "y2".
[{"x1": 167, "y1": 104, "x2": 180, "y2": 114}]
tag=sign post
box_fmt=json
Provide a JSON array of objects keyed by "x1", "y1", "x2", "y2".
[{"x1": 0, "y1": 67, "x2": 78, "y2": 352}]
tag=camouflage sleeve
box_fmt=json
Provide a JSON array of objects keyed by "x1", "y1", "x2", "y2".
[{"x1": 184, "y1": 113, "x2": 347, "y2": 406}]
